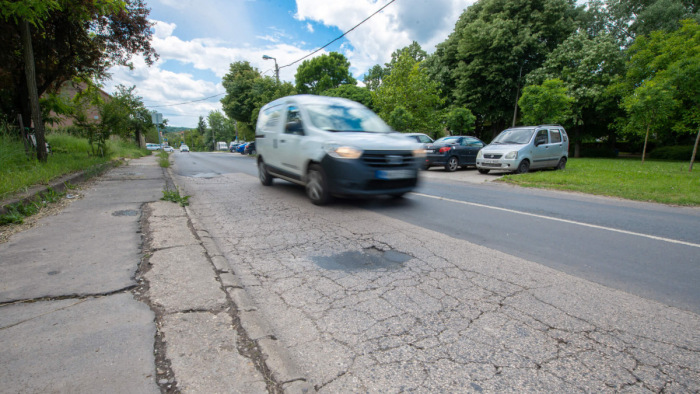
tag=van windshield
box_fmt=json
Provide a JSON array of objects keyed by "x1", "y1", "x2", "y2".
[
  {"x1": 491, "y1": 128, "x2": 535, "y2": 144},
  {"x1": 306, "y1": 104, "x2": 392, "y2": 133}
]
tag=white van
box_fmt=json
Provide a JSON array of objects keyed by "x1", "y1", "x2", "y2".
[
  {"x1": 255, "y1": 95, "x2": 424, "y2": 205},
  {"x1": 476, "y1": 125, "x2": 569, "y2": 174}
]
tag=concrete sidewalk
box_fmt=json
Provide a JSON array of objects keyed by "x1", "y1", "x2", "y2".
[{"x1": 0, "y1": 155, "x2": 292, "y2": 393}]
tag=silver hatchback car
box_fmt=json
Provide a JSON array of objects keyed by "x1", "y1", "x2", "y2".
[{"x1": 476, "y1": 125, "x2": 569, "y2": 174}]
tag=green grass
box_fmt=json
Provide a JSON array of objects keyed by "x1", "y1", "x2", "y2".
[
  {"x1": 0, "y1": 132, "x2": 149, "y2": 199},
  {"x1": 500, "y1": 158, "x2": 700, "y2": 206},
  {"x1": 161, "y1": 187, "x2": 190, "y2": 206},
  {"x1": 157, "y1": 150, "x2": 170, "y2": 168}
]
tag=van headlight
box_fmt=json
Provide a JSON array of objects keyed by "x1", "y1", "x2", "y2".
[
  {"x1": 504, "y1": 151, "x2": 518, "y2": 160},
  {"x1": 477, "y1": 150, "x2": 483, "y2": 159},
  {"x1": 324, "y1": 144, "x2": 362, "y2": 159}
]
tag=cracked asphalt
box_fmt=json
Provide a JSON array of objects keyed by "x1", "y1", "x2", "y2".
[{"x1": 176, "y1": 171, "x2": 700, "y2": 392}]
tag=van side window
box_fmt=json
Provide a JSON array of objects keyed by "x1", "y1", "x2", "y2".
[
  {"x1": 550, "y1": 129, "x2": 562, "y2": 143},
  {"x1": 285, "y1": 105, "x2": 304, "y2": 135},
  {"x1": 264, "y1": 108, "x2": 281, "y2": 129}
]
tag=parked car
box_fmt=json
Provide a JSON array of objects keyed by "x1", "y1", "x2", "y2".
[
  {"x1": 229, "y1": 143, "x2": 239, "y2": 152},
  {"x1": 425, "y1": 136, "x2": 485, "y2": 172},
  {"x1": 404, "y1": 133, "x2": 434, "y2": 145},
  {"x1": 146, "y1": 143, "x2": 161, "y2": 151},
  {"x1": 476, "y1": 125, "x2": 569, "y2": 174},
  {"x1": 244, "y1": 141, "x2": 256, "y2": 155},
  {"x1": 180, "y1": 144, "x2": 190, "y2": 152},
  {"x1": 163, "y1": 145, "x2": 174, "y2": 152},
  {"x1": 255, "y1": 94, "x2": 423, "y2": 205},
  {"x1": 236, "y1": 142, "x2": 248, "y2": 153}
]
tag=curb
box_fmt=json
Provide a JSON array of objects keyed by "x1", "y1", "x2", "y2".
[
  {"x1": 166, "y1": 166, "x2": 312, "y2": 393},
  {"x1": 0, "y1": 159, "x2": 122, "y2": 216}
]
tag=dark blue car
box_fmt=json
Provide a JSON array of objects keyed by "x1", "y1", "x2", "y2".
[{"x1": 425, "y1": 136, "x2": 485, "y2": 172}]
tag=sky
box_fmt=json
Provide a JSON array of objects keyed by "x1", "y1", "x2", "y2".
[{"x1": 104, "y1": 0, "x2": 475, "y2": 128}]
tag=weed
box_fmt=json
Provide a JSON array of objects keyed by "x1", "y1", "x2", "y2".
[
  {"x1": 157, "y1": 150, "x2": 170, "y2": 168},
  {"x1": 161, "y1": 187, "x2": 190, "y2": 207}
]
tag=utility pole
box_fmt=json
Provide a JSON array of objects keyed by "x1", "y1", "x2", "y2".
[{"x1": 21, "y1": 20, "x2": 47, "y2": 162}]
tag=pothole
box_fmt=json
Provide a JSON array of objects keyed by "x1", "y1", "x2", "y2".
[{"x1": 313, "y1": 247, "x2": 411, "y2": 271}]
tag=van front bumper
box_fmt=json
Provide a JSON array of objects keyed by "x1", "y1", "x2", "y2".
[
  {"x1": 476, "y1": 159, "x2": 517, "y2": 171},
  {"x1": 321, "y1": 155, "x2": 420, "y2": 196}
]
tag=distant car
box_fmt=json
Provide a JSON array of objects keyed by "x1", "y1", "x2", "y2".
[
  {"x1": 425, "y1": 136, "x2": 485, "y2": 172},
  {"x1": 163, "y1": 145, "x2": 174, "y2": 152},
  {"x1": 146, "y1": 143, "x2": 161, "y2": 151},
  {"x1": 236, "y1": 142, "x2": 248, "y2": 153},
  {"x1": 244, "y1": 141, "x2": 256, "y2": 155},
  {"x1": 229, "y1": 144, "x2": 238, "y2": 152},
  {"x1": 404, "y1": 133, "x2": 434, "y2": 145},
  {"x1": 180, "y1": 144, "x2": 190, "y2": 152},
  {"x1": 476, "y1": 125, "x2": 569, "y2": 174}
]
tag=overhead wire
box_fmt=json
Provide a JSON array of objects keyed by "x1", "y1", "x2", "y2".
[{"x1": 145, "y1": 0, "x2": 396, "y2": 109}]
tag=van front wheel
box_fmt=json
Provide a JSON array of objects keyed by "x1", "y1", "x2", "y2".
[
  {"x1": 516, "y1": 159, "x2": 530, "y2": 174},
  {"x1": 306, "y1": 164, "x2": 331, "y2": 205},
  {"x1": 258, "y1": 158, "x2": 273, "y2": 186}
]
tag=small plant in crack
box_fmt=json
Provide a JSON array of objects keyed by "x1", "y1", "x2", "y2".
[{"x1": 161, "y1": 187, "x2": 190, "y2": 207}]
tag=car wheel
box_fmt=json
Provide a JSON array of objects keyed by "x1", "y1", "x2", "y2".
[
  {"x1": 258, "y1": 158, "x2": 273, "y2": 186},
  {"x1": 445, "y1": 156, "x2": 459, "y2": 172},
  {"x1": 516, "y1": 159, "x2": 530, "y2": 174},
  {"x1": 478, "y1": 168, "x2": 490, "y2": 174},
  {"x1": 556, "y1": 157, "x2": 567, "y2": 170},
  {"x1": 306, "y1": 164, "x2": 331, "y2": 205}
]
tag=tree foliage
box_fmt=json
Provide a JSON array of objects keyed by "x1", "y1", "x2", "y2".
[
  {"x1": 431, "y1": 0, "x2": 578, "y2": 136},
  {"x1": 320, "y1": 84, "x2": 373, "y2": 109},
  {"x1": 445, "y1": 107, "x2": 477, "y2": 135},
  {"x1": 294, "y1": 52, "x2": 356, "y2": 94},
  {"x1": 372, "y1": 48, "x2": 444, "y2": 136},
  {"x1": 518, "y1": 79, "x2": 573, "y2": 125},
  {"x1": 0, "y1": 0, "x2": 157, "y2": 123}
]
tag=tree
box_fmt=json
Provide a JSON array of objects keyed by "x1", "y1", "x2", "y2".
[
  {"x1": 197, "y1": 116, "x2": 207, "y2": 135},
  {"x1": 518, "y1": 79, "x2": 574, "y2": 126},
  {"x1": 0, "y1": 0, "x2": 157, "y2": 159},
  {"x1": 445, "y1": 107, "x2": 477, "y2": 135},
  {"x1": 294, "y1": 52, "x2": 356, "y2": 94},
  {"x1": 527, "y1": 31, "x2": 626, "y2": 156},
  {"x1": 430, "y1": 0, "x2": 578, "y2": 137},
  {"x1": 320, "y1": 85, "x2": 373, "y2": 109},
  {"x1": 387, "y1": 106, "x2": 415, "y2": 132},
  {"x1": 372, "y1": 50, "x2": 444, "y2": 137},
  {"x1": 221, "y1": 61, "x2": 295, "y2": 130},
  {"x1": 384, "y1": 41, "x2": 427, "y2": 75},
  {"x1": 100, "y1": 85, "x2": 151, "y2": 148},
  {"x1": 621, "y1": 81, "x2": 678, "y2": 163},
  {"x1": 363, "y1": 65, "x2": 386, "y2": 92},
  {"x1": 619, "y1": 19, "x2": 700, "y2": 168}
]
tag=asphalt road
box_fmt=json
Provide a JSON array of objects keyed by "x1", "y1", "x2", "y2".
[{"x1": 174, "y1": 151, "x2": 700, "y2": 315}]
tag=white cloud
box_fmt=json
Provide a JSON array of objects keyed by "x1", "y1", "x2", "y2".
[
  {"x1": 306, "y1": 23, "x2": 314, "y2": 33},
  {"x1": 294, "y1": 0, "x2": 472, "y2": 78}
]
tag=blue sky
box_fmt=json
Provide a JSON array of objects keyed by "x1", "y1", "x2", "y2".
[{"x1": 105, "y1": 0, "x2": 472, "y2": 127}]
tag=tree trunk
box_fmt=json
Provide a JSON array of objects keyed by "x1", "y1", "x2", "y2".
[
  {"x1": 21, "y1": 20, "x2": 47, "y2": 162},
  {"x1": 689, "y1": 126, "x2": 699, "y2": 172},
  {"x1": 642, "y1": 123, "x2": 650, "y2": 164}
]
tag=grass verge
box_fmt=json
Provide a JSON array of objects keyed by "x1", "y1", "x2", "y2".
[
  {"x1": 499, "y1": 158, "x2": 700, "y2": 206},
  {"x1": 157, "y1": 150, "x2": 170, "y2": 168},
  {"x1": 1, "y1": 132, "x2": 149, "y2": 199}
]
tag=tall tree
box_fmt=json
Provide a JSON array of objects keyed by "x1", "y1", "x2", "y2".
[
  {"x1": 197, "y1": 116, "x2": 207, "y2": 135},
  {"x1": 363, "y1": 64, "x2": 386, "y2": 92},
  {"x1": 431, "y1": 0, "x2": 578, "y2": 137},
  {"x1": 320, "y1": 85, "x2": 373, "y2": 109},
  {"x1": 518, "y1": 79, "x2": 574, "y2": 125},
  {"x1": 372, "y1": 50, "x2": 444, "y2": 137},
  {"x1": 294, "y1": 52, "x2": 356, "y2": 94}
]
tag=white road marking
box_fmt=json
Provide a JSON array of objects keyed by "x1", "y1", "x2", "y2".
[{"x1": 413, "y1": 192, "x2": 700, "y2": 249}]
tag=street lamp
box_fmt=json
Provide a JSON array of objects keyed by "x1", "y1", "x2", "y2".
[{"x1": 262, "y1": 55, "x2": 279, "y2": 83}]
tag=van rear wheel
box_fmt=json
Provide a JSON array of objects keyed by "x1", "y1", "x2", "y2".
[
  {"x1": 306, "y1": 164, "x2": 331, "y2": 205},
  {"x1": 556, "y1": 157, "x2": 567, "y2": 170}
]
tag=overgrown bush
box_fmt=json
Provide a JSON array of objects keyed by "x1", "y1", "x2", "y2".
[{"x1": 649, "y1": 145, "x2": 694, "y2": 161}]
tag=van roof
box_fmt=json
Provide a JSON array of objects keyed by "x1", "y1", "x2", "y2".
[{"x1": 261, "y1": 94, "x2": 363, "y2": 110}]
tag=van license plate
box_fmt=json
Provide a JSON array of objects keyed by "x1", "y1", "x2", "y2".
[
  {"x1": 484, "y1": 159, "x2": 499, "y2": 164},
  {"x1": 376, "y1": 169, "x2": 414, "y2": 180}
]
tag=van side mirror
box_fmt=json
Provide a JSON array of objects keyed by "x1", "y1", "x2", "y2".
[{"x1": 535, "y1": 136, "x2": 547, "y2": 146}]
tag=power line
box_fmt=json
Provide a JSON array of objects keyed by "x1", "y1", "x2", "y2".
[
  {"x1": 147, "y1": 93, "x2": 225, "y2": 108},
  {"x1": 279, "y1": 0, "x2": 397, "y2": 70}
]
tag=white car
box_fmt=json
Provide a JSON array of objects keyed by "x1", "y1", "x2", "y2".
[
  {"x1": 146, "y1": 143, "x2": 161, "y2": 151},
  {"x1": 180, "y1": 144, "x2": 190, "y2": 152},
  {"x1": 163, "y1": 145, "x2": 174, "y2": 152},
  {"x1": 255, "y1": 95, "x2": 424, "y2": 205}
]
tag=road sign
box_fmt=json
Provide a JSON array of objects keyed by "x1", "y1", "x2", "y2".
[{"x1": 151, "y1": 112, "x2": 163, "y2": 125}]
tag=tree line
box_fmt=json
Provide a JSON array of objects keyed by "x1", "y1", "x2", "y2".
[{"x1": 221, "y1": 0, "x2": 699, "y2": 164}]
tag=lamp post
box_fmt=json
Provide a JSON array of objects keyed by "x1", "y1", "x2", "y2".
[{"x1": 262, "y1": 55, "x2": 279, "y2": 83}]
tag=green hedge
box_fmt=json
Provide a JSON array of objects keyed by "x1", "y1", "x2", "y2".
[{"x1": 649, "y1": 145, "x2": 694, "y2": 161}]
